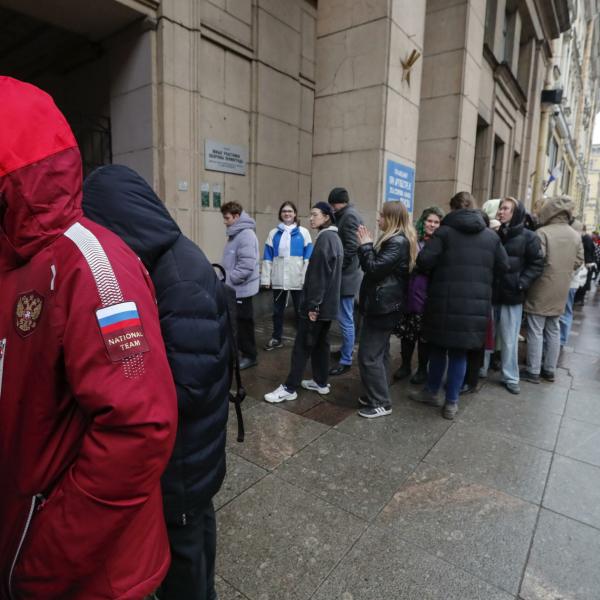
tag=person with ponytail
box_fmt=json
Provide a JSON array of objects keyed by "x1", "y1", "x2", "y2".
[
  {"x1": 355, "y1": 201, "x2": 418, "y2": 418},
  {"x1": 393, "y1": 206, "x2": 444, "y2": 384}
]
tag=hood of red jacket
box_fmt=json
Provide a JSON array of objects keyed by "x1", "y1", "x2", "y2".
[{"x1": 0, "y1": 76, "x2": 83, "y2": 271}]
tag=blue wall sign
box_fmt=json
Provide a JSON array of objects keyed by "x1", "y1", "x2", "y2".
[{"x1": 385, "y1": 159, "x2": 415, "y2": 211}]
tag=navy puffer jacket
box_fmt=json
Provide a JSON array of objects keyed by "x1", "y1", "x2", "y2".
[
  {"x1": 82, "y1": 165, "x2": 230, "y2": 524},
  {"x1": 418, "y1": 209, "x2": 509, "y2": 349},
  {"x1": 493, "y1": 200, "x2": 544, "y2": 305}
]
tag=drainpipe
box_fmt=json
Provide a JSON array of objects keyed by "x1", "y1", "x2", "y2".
[{"x1": 532, "y1": 47, "x2": 556, "y2": 214}]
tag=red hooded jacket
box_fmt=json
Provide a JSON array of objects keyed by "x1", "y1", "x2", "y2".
[{"x1": 0, "y1": 78, "x2": 177, "y2": 599}]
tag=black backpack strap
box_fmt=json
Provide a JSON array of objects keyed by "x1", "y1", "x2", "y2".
[{"x1": 213, "y1": 264, "x2": 245, "y2": 442}]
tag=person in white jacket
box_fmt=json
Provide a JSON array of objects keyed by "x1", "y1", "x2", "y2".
[
  {"x1": 261, "y1": 201, "x2": 313, "y2": 350},
  {"x1": 560, "y1": 221, "x2": 588, "y2": 347}
]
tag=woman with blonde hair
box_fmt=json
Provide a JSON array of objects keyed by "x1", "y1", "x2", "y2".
[{"x1": 355, "y1": 201, "x2": 418, "y2": 417}]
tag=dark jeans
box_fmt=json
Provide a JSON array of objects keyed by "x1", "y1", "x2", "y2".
[
  {"x1": 285, "y1": 318, "x2": 331, "y2": 392},
  {"x1": 358, "y1": 314, "x2": 396, "y2": 408},
  {"x1": 464, "y1": 348, "x2": 484, "y2": 388},
  {"x1": 401, "y1": 337, "x2": 429, "y2": 372},
  {"x1": 236, "y1": 295, "x2": 257, "y2": 360},
  {"x1": 427, "y1": 346, "x2": 467, "y2": 404},
  {"x1": 271, "y1": 289, "x2": 302, "y2": 341},
  {"x1": 159, "y1": 502, "x2": 217, "y2": 600}
]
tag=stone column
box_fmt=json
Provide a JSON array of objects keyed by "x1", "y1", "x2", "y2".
[
  {"x1": 312, "y1": 0, "x2": 425, "y2": 227},
  {"x1": 414, "y1": 0, "x2": 485, "y2": 214}
]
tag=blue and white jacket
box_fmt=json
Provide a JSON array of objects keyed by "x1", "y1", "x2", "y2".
[{"x1": 261, "y1": 224, "x2": 313, "y2": 290}]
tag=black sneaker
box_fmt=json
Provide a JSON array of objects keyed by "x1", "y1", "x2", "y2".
[
  {"x1": 264, "y1": 338, "x2": 283, "y2": 351},
  {"x1": 358, "y1": 405, "x2": 392, "y2": 418},
  {"x1": 520, "y1": 369, "x2": 540, "y2": 384},
  {"x1": 540, "y1": 369, "x2": 555, "y2": 382}
]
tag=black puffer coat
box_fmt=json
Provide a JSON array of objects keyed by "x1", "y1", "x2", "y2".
[
  {"x1": 493, "y1": 201, "x2": 544, "y2": 305},
  {"x1": 357, "y1": 233, "x2": 410, "y2": 316},
  {"x1": 83, "y1": 165, "x2": 230, "y2": 524},
  {"x1": 418, "y1": 209, "x2": 509, "y2": 349}
]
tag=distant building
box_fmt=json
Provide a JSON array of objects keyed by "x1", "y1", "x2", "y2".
[
  {"x1": 585, "y1": 143, "x2": 600, "y2": 229},
  {"x1": 1, "y1": 0, "x2": 590, "y2": 261},
  {"x1": 533, "y1": 0, "x2": 600, "y2": 218}
]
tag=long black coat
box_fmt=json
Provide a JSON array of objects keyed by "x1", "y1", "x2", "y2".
[
  {"x1": 335, "y1": 203, "x2": 364, "y2": 296},
  {"x1": 357, "y1": 233, "x2": 410, "y2": 316},
  {"x1": 493, "y1": 201, "x2": 544, "y2": 305},
  {"x1": 418, "y1": 209, "x2": 509, "y2": 349},
  {"x1": 83, "y1": 165, "x2": 230, "y2": 524}
]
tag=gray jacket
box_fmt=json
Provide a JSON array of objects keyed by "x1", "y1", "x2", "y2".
[
  {"x1": 301, "y1": 226, "x2": 344, "y2": 320},
  {"x1": 222, "y1": 211, "x2": 260, "y2": 298},
  {"x1": 335, "y1": 203, "x2": 364, "y2": 296}
]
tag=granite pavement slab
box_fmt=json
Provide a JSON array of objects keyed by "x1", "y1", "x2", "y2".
[
  {"x1": 457, "y1": 391, "x2": 562, "y2": 451},
  {"x1": 377, "y1": 464, "x2": 538, "y2": 594},
  {"x1": 335, "y1": 397, "x2": 452, "y2": 460},
  {"x1": 313, "y1": 523, "x2": 514, "y2": 600},
  {"x1": 425, "y1": 423, "x2": 552, "y2": 503},
  {"x1": 215, "y1": 452, "x2": 268, "y2": 510},
  {"x1": 543, "y1": 454, "x2": 600, "y2": 529},
  {"x1": 520, "y1": 509, "x2": 600, "y2": 600},
  {"x1": 556, "y1": 416, "x2": 600, "y2": 467},
  {"x1": 216, "y1": 474, "x2": 365, "y2": 600},
  {"x1": 564, "y1": 389, "x2": 600, "y2": 426},
  {"x1": 215, "y1": 576, "x2": 248, "y2": 599},
  {"x1": 226, "y1": 402, "x2": 329, "y2": 470},
  {"x1": 275, "y1": 428, "x2": 418, "y2": 520}
]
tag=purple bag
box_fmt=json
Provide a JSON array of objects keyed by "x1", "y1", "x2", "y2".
[{"x1": 406, "y1": 272, "x2": 428, "y2": 314}]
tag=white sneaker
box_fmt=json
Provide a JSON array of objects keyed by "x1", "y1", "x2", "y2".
[
  {"x1": 264, "y1": 384, "x2": 297, "y2": 403},
  {"x1": 301, "y1": 380, "x2": 331, "y2": 395}
]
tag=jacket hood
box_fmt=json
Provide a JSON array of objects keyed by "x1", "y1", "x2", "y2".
[
  {"x1": 316, "y1": 225, "x2": 338, "y2": 238},
  {"x1": 482, "y1": 199, "x2": 501, "y2": 220},
  {"x1": 0, "y1": 76, "x2": 83, "y2": 270},
  {"x1": 538, "y1": 195, "x2": 574, "y2": 226},
  {"x1": 442, "y1": 209, "x2": 486, "y2": 234},
  {"x1": 83, "y1": 165, "x2": 181, "y2": 268},
  {"x1": 499, "y1": 199, "x2": 526, "y2": 238},
  {"x1": 227, "y1": 211, "x2": 256, "y2": 237},
  {"x1": 509, "y1": 199, "x2": 526, "y2": 228}
]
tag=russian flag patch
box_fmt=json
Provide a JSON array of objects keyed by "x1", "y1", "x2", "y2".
[{"x1": 96, "y1": 301, "x2": 149, "y2": 362}]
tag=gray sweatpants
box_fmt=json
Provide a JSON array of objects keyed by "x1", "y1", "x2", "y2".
[
  {"x1": 358, "y1": 314, "x2": 396, "y2": 408},
  {"x1": 526, "y1": 313, "x2": 561, "y2": 375}
]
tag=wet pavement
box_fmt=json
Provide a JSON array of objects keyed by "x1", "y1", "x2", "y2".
[{"x1": 215, "y1": 286, "x2": 600, "y2": 600}]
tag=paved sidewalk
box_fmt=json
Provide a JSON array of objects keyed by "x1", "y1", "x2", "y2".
[{"x1": 215, "y1": 288, "x2": 600, "y2": 600}]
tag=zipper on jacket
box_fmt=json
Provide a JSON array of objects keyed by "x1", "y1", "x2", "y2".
[
  {"x1": 0, "y1": 339, "x2": 5, "y2": 399},
  {"x1": 8, "y1": 493, "x2": 45, "y2": 600}
]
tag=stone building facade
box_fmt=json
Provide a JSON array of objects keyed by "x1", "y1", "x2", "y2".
[
  {"x1": 534, "y1": 0, "x2": 600, "y2": 217},
  {"x1": 585, "y1": 143, "x2": 600, "y2": 228},
  {"x1": 2, "y1": 0, "x2": 594, "y2": 263}
]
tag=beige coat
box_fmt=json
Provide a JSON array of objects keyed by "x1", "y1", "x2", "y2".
[{"x1": 525, "y1": 196, "x2": 584, "y2": 316}]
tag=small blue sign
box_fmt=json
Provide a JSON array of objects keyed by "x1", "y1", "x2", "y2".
[{"x1": 385, "y1": 159, "x2": 415, "y2": 211}]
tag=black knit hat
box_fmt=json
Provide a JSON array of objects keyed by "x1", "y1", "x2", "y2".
[
  {"x1": 312, "y1": 201, "x2": 336, "y2": 224},
  {"x1": 328, "y1": 187, "x2": 350, "y2": 205}
]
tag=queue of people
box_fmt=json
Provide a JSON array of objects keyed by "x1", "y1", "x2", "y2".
[{"x1": 257, "y1": 190, "x2": 586, "y2": 422}]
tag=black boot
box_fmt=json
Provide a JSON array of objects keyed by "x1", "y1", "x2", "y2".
[
  {"x1": 410, "y1": 367, "x2": 427, "y2": 385},
  {"x1": 393, "y1": 364, "x2": 412, "y2": 381}
]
